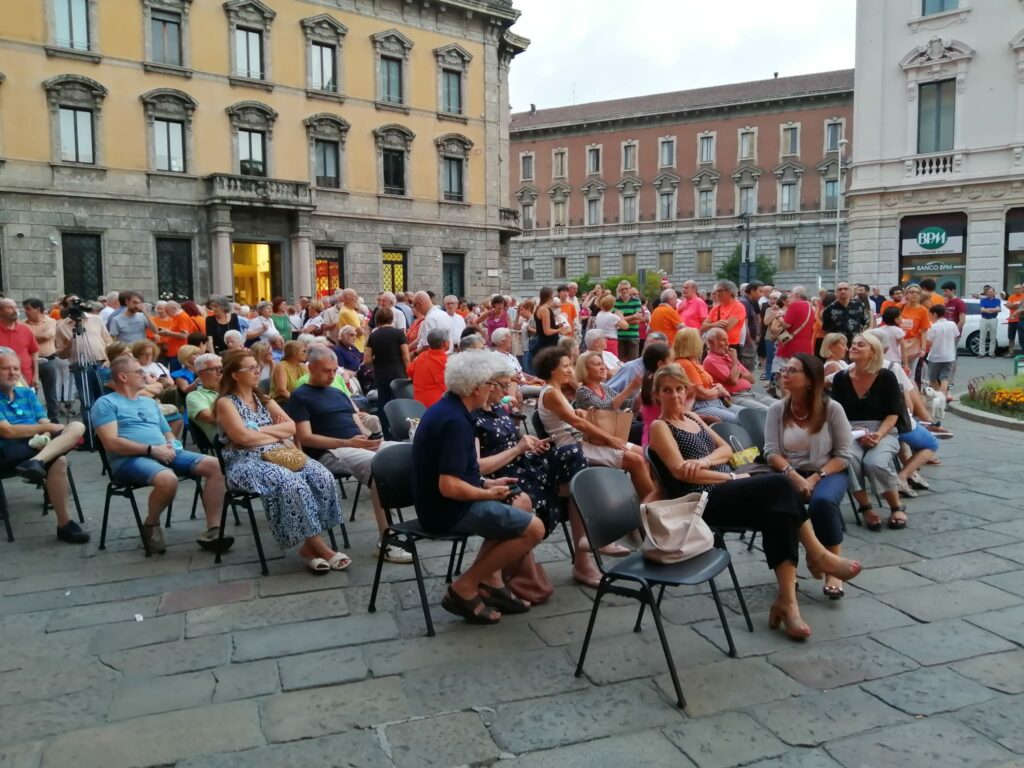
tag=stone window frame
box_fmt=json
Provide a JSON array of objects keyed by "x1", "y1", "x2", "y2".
[
  {"x1": 615, "y1": 176, "x2": 642, "y2": 224},
  {"x1": 223, "y1": 0, "x2": 276, "y2": 91},
  {"x1": 737, "y1": 125, "x2": 758, "y2": 163},
  {"x1": 586, "y1": 143, "x2": 602, "y2": 176},
  {"x1": 899, "y1": 37, "x2": 973, "y2": 156},
  {"x1": 823, "y1": 117, "x2": 847, "y2": 154},
  {"x1": 515, "y1": 186, "x2": 539, "y2": 230},
  {"x1": 691, "y1": 168, "x2": 720, "y2": 218},
  {"x1": 620, "y1": 139, "x2": 638, "y2": 174},
  {"x1": 658, "y1": 136, "x2": 676, "y2": 169},
  {"x1": 551, "y1": 148, "x2": 568, "y2": 179},
  {"x1": 434, "y1": 43, "x2": 472, "y2": 120},
  {"x1": 908, "y1": 0, "x2": 971, "y2": 30},
  {"x1": 373, "y1": 123, "x2": 415, "y2": 197},
  {"x1": 43, "y1": 74, "x2": 108, "y2": 167},
  {"x1": 779, "y1": 121, "x2": 800, "y2": 159},
  {"x1": 731, "y1": 163, "x2": 762, "y2": 215},
  {"x1": 226, "y1": 100, "x2": 277, "y2": 176},
  {"x1": 773, "y1": 160, "x2": 804, "y2": 213},
  {"x1": 304, "y1": 112, "x2": 350, "y2": 190},
  {"x1": 697, "y1": 131, "x2": 716, "y2": 165},
  {"x1": 45, "y1": 0, "x2": 101, "y2": 62},
  {"x1": 301, "y1": 14, "x2": 348, "y2": 103},
  {"x1": 548, "y1": 183, "x2": 570, "y2": 227},
  {"x1": 580, "y1": 179, "x2": 606, "y2": 226},
  {"x1": 142, "y1": 0, "x2": 193, "y2": 77},
  {"x1": 435, "y1": 133, "x2": 473, "y2": 204},
  {"x1": 653, "y1": 172, "x2": 680, "y2": 221},
  {"x1": 816, "y1": 156, "x2": 841, "y2": 210},
  {"x1": 777, "y1": 244, "x2": 797, "y2": 272},
  {"x1": 140, "y1": 87, "x2": 197, "y2": 174},
  {"x1": 372, "y1": 28, "x2": 414, "y2": 113},
  {"x1": 519, "y1": 151, "x2": 535, "y2": 182}
]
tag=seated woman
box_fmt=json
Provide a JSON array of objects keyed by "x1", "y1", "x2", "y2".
[
  {"x1": 672, "y1": 327, "x2": 740, "y2": 424},
  {"x1": 215, "y1": 349, "x2": 348, "y2": 573},
  {"x1": 582, "y1": 329, "x2": 623, "y2": 376},
  {"x1": 473, "y1": 356, "x2": 590, "y2": 598},
  {"x1": 765, "y1": 353, "x2": 853, "y2": 599},
  {"x1": 637, "y1": 341, "x2": 672, "y2": 447},
  {"x1": 575, "y1": 350, "x2": 640, "y2": 412},
  {"x1": 491, "y1": 327, "x2": 543, "y2": 387},
  {"x1": 535, "y1": 347, "x2": 655, "y2": 508},
  {"x1": 334, "y1": 325, "x2": 364, "y2": 373},
  {"x1": 223, "y1": 329, "x2": 245, "y2": 353},
  {"x1": 249, "y1": 340, "x2": 274, "y2": 395},
  {"x1": 648, "y1": 364, "x2": 862, "y2": 639},
  {"x1": 270, "y1": 340, "x2": 308, "y2": 404},
  {"x1": 133, "y1": 340, "x2": 174, "y2": 391},
  {"x1": 830, "y1": 333, "x2": 906, "y2": 531},
  {"x1": 172, "y1": 344, "x2": 202, "y2": 397},
  {"x1": 819, "y1": 333, "x2": 850, "y2": 379}
]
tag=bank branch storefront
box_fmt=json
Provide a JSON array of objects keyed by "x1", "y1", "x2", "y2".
[{"x1": 899, "y1": 213, "x2": 968, "y2": 293}]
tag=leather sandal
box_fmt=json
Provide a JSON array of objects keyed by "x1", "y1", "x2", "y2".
[
  {"x1": 478, "y1": 584, "x2": 530, "y2": 614},
  {"x1": 888, "y1": 505, "x2": 908, "y2": 530},
  {"x1": 441, "y1": 587, "x2": 501, "y2": 625},
  {"x1": 859, "y1": 505, "x2": 882, "y2": 532}
]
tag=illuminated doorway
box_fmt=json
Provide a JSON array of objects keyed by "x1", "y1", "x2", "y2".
[{"x1": 232, "y1": 242, "x2": 282, "y2": 305}]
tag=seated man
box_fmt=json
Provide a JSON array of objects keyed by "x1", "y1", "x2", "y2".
[
  {"x1": 407, "y1": 328, "x2": 448, "y2": 408},
  {"x1": 412, "y1": 350, "x2": 545, "y2": 624},
  {"x1": 185, "y1": 353, "x2": 222, "y2": 443},
  {"x1": 702, "y1": 327, "x2": 775, "y2": 409},
  {"x1": 0, "y1": 349, "x2": 89, "y2": 543},
  {"x1": 92, "y1": 355, "x2": 231, "y2": 554},
  {"x1": 286, "y1": 345, "x2": 411, "y2": 564}
]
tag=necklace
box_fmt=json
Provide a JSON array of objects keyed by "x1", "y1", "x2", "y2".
[{"x1": 790, "y1": 406, "x2": 810, "y2": 421}]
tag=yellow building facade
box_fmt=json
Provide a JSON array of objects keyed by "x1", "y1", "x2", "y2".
[{"x1": 0, "y1": 0, "x2": 525, "y2": 303}]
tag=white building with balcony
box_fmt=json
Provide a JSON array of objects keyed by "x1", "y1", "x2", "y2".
[{"x1": 848, "y1": 0, "x2": 1024, "y2": 293}]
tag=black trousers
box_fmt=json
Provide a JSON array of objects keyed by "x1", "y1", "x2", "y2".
[{"x1": 703, "y1": 473, "x2": 808, "y2": 570}]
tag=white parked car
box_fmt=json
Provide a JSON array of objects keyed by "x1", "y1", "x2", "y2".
[{"x1": 959, "y1": 298, "x2": 1011, "y2": 356}]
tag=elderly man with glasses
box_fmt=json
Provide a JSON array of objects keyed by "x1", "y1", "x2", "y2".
[
  {"x1": 185, "y1": 354, "x2": 223, "y2": 444},
  {"x1": 92, "y1": 355, "x2": 230, "y2": 555}
]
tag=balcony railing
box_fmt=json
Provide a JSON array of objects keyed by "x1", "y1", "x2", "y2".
[
  {"x1": 907, "y1": 152, "x2": 961, "y2": 178},
  {"x1": 205, "y1": 174, "x2": 312, "y2": 208}
]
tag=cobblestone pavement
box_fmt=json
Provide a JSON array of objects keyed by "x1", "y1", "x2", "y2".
[{"x1": 1, "y1": 357, "x2": 1022, "y2": 768}]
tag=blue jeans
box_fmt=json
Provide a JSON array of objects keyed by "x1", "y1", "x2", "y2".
[
  {"x1": 763, "y1": 340, "x2": 777, "y2": 381},
  {"x1": 803, "y1": 470, "x2": 849, "y2": 548}
]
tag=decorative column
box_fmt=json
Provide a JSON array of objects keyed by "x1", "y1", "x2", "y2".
[
  {"x1": 209, "y1": 204, "x2": 234, "y2": 296},
  {"x1": 290, "y1": 211, "x2": 313, "y2": 298}
]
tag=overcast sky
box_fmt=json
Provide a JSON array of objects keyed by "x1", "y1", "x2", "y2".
[{"x1": 507, "y1": 0, "x2": 856, "y2": 113}]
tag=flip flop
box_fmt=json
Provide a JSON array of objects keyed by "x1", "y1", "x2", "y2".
[
  {"x1": 305, "y1": 557, "x2": 331, "y2": 575},
  {"x1": 327, "y1": 552, "x2": 351, "y2": 571},
  {"x1": 478, "y1": 583, "x2": 530, "y2": 614},
  {"x1": 441, "y1": 587, "x2": 501, "y2": 625},
  {"x1": 823, "y1": 583, "x2": 845, "y2": 600}
]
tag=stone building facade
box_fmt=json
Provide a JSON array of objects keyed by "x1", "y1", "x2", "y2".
[
  {"x1": 848, "y1": 0, "x2": 1024, "y2": 294},
  {"x1": 0, "y1": 0, "x2": 525, "y2": 305},
  {"x1": 508, "y1": 71, "x2": 853, "y2": 295}
]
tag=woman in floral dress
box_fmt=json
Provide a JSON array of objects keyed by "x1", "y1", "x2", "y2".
[{"x1": 215, "y1": 349, "x2": 347, "y2": 573}]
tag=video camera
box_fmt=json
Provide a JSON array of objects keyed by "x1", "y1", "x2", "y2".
[{"x1": 64, "y1": 297, "x2": 87, "y2": 325}]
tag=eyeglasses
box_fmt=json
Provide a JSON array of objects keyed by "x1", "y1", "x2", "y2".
[
  {"x1": 200, "y1": 367, "x2": 223, "y2": 374},
  {"x1": 484, "y1": 380, "x2": 502, "y2": 390},
  {"x1": 238, "y1": 366, "x2": 262, "y2": 374},
  {"x1": 780, "y1": 366, "x2": 805, "y2": 376}
]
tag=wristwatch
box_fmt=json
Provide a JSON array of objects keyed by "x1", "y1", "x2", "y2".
[
  {"x1": 818, "y1": 470, "x2": 828, "y2": 478},
  {"x1": 728, "y1": 471, "x2": 737, "y2": 480}
]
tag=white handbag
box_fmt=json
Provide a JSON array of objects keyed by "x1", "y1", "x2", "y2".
[{"x1": 639, "y1": 492, "x2": 715, "y2": 564}]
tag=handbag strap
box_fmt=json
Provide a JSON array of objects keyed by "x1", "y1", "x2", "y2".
[{"x1": 789, "y1": 303, "x2": 813, "y2": 338}]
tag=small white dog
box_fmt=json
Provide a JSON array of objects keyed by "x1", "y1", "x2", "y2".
[{"x1": 923, "y1": 385, "x2": 946, "y2": 422}]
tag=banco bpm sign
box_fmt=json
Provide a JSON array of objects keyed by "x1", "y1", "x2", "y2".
[{"x1": 902, "y1": 225, "x2": 964, "y2": 256}]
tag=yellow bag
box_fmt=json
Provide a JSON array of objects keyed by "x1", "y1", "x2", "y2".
[
  {"x1": 726, "y1": 435, "x2": 760, "y2": 469},
  {"x1": 261, "y1": 445, "x2": 308, "y2": 472}
]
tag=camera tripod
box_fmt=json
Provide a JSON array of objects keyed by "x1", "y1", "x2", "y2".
[{"x1": 67, "y1": 313, "x2": 103, "y2": 451}]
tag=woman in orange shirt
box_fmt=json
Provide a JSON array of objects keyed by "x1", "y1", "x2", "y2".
[
  {"x1": 671, "y1": 328, "x2": 740, "y2": 424},
  {"x1": 898, "y1": 285, "x2": 931, "y2": 379}
]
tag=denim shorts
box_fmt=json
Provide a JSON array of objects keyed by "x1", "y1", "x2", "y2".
[
  {"x1": 113, "y1": 449, "x2": 206, "y2": 485},
  {"x1": 928, "y1": 361, "x2": 954, "y2": 383},
  {"x1": 898, "y1": 423, "x2": 939, "y2": 453},
  {"x1": 449, "y1": 500, "x2": 534, "y2": 540}
]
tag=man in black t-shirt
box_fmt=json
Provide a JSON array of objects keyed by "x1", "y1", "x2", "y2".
[{"x1": 286, "y1": 345, "x2": 412, "y2": 564}]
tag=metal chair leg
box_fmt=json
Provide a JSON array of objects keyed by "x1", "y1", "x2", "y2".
[
  {"x1": 189, "y1": 480, "x2": 201, "y2": 521},
  {"x1": 327, "y1": 526, "x2": 338, "y2": 551},
  {"x1": 99, "y1": 488, "x2": 113, "y2": 550},
  {"x1": 574, "y1": 580, "x2": 607, "y2": 678},
  {"x1": 454, "y1": 538, "x2": 467, "y2": 576},
  {"x1": 368, "y1": 528, "x2": 391, "y2": 613},
  {"x1": 561, "y1": 518, "x2": 575, "y2": 563},
  {"x1": 445, "y1": 540, "x2": 460, "y2": 584},
  {"x1": 407, "y1": 538, "x2": 434, "y2": 637},
  {"x1": 0, "y1": 484, "x2": 13, "y2": 543},
  {"x1": 68, "y1": 467, "x2": 84, "y2": 523},
  {"x1": 127, "y1": 491, "x2": 150, "y2": 558},
  {"x1": 645, "y1": 581, "x2": 686, "y2": 709},
  {"x1": 746, "y1": 531, "x2": 757, "y2": 551},
  {"x1": 215, "y1": 498, "x2": 230, "y2": 564},
  {"x1": 726, "y1": 561, "x2": 754, "y2": 632},
  {"x1": 245, "y1": 498, "x2": 268, "y2": 576},
  {"x1": 708, "y1": 577, "x2": 737, "y2": 658}
]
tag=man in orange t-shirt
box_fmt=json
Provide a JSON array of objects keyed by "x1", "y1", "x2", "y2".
[
  {"x1": 1006, "y1": 285, "x2": 1024, "y2": 355},
  {"x1": 877, "y1": 285, "x2": 905, "y2": 325},
  {"x1": 649, "y1": 288, "x2": 683, "y2": 346},
  {"x1": 899, "y1": 285, "x2": 932, "y2": 379},
  {"x1": 700, "y1": 281, "x2": 747, "y2": 348},
  {"x1": 159, "y1": 301, "x2": 196, "y2": 366}
]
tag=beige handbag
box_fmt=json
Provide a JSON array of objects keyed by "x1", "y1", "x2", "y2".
[
  {"x1": 585, "y1": 408, "x2": 632, "y2": 446},
  {"x1": 639, "y1": 492, "x2": 715, "y2": 564},
  {"x1": 261, "y1": 444, "x2": 308, "y2": 472}
]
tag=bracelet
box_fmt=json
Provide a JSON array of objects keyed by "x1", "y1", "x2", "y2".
[{"x1": 781, "y1": 465, "x2": 794, "y2": 475}]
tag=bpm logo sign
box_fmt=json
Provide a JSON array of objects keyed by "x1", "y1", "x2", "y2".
[{"x1": 916, "y1": 226, "x2": 947, "y2": 250}]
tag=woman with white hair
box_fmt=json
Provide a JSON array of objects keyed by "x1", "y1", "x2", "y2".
[
  {"x1": 583, "y1": 329, "x2": 622, "y2": 374},
  {"x1": 830, "y1": 333, "x2": 907, "y2": 531},
  {"x1": 222, "y1": 329, "x2": 244, "y2": 352},
  {"x1": 245, "y1": 301, "x2": 282, "y2": 345},
  {"x1": 334, "y1": 326, "x2": 363, "y2": 372}
]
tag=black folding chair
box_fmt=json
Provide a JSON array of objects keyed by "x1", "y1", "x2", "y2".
[
  {"x1": 211, "y1": 436, "x2": 269, "y2": 575},
  {"x1": 737, "y1": 408, "x2": 766, "y2": 453},
  {"x1": 367, "y1": 443, "x2": 468, "y2": 637},
  {"x1": 383, "y1": 399, "x2": 426, "y2": 441},
  {"x1": 570, "y1": 467, "x2": 743, "y2": 709},
  {"x1": 96, "y1": 443, "x2": 155, "y2": 557},
  {"x1": 0, "y1": 462, "x2": 84, "y2": 543},
  {"x1": 163, "y1": 422, "x2": 210, "y2": 529},
  {"x1": 525, "y1": 410, "x2": 575, "y2": 561},
  {"x1": 389, "y1": 378, "x2": 414, "y2": 401},
  {"x1": 531, "y1": 410, "x2": 548, "y2": 439},
  {"x1": 708, "y1": 423, "x2": 760, "y2": 550}
]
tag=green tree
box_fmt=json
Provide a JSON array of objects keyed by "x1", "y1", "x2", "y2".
[
  {"x1": 715, "y1": 245, "x2": 777, "y2": 286},
  {"x1": 571, "y1": 274, "x2": 594, "y2": 293}
]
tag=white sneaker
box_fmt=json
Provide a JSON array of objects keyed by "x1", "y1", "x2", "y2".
[
  {"x1": 896, "y1": 478, "x2": 918, "y2": 498},
  {"x1": 376, "y1": 541, "x2": 413, "y2": 564},
  {"x1": 908, "y1": 471, "x2": 930, "y2": 490}
]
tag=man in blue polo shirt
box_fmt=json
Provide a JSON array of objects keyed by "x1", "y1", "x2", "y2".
[
  {"x1": 0, "y1": 349, "x2": 89, "y2": 543},
  {"x1": 412, "y1": 350, "x2": 545, "y2": 625}
]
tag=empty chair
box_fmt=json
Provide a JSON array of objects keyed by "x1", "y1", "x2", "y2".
[
  {"x1": 737, "y1": 408, "x2": 767, "y2": 453},
  {"x1": 570, "y1": 467, "x2": 744, "y2": 709},
  {"x1": 709, "y1": 422, "x2": 755, "y2": 453},
  {"x1": 367, "y1": 443, "x2": 468, "y2": 637},
  {"x1": 383, "y1": 399, "x2": 427, "y2": 441},
  {"x1": 389, "y1": 378, "x2": 414, "y2": 401}
]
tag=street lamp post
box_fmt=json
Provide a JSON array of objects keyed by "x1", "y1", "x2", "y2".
[
  {"x1": 834, "y1": 137, "x2": 848, "y2": 290},
  {"x1": 738, "y1": 211, "x2": 754, "y2": 284}
]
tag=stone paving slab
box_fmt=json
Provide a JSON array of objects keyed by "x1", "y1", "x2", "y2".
[
  {"x1": 500, "y1": 731, "x2": 694, "y2": 768},
  {"x1": 873, "y1": 617, "x2": 1016, "y2": 665},
  {"x1": 955, "y1": 694, "x2": 1024, "y2": 754},
  {"x1": 875, "y1": 579, "x2": 1023, "y2": 622},
  {"x1": 766, "y1": 635, "x2": 919, "y2": 690},
  {"x1": 902, "y1": 550, "x2": 1021, "y2": 582},
  {"x1": 656, "y1": 657, "x2": 808, "y2": 717},
  {"x1": 950, "y1": 649, "x2": 1024, "y2": 694},
  {"x1": 662, "y1": 711, "x2": 787, "y2": 768},
  {"x1": 825, "y1": 717, "x2": 1014, "y2": 768},
  {"x1": 861, "y1": 666, "x2": 998, "y2": 715},
  {"x1": 174, "y1": 730, "x2": 389, "y2": 768},
  {"x1": 966, "y1": 604, "x2": 1024, "y2": 644},
  {"x1": 277, "y1": 647, "x2": 368, "y2": 691},
  {"x1": 185, "y1": 590, "x2": 349, "y2": 638},
  {"x1": 231, "y1": 613, "x2": 399, "y2": 662},
  {"x1": 99, "y1": 634, "x2": 232, "y2": 678},
  {"x1": 387, "y1": 711, "x2": 499, "y2": 768},
  {"x1": 107, "y1": 671, "x2": 216, "y2": 721}
]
